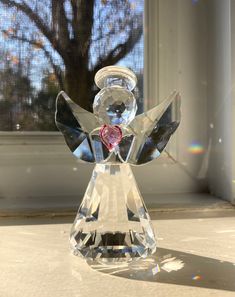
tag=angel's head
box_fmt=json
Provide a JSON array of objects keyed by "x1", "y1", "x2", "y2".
[{"x1": 93, "y1": 66, "x2": 137, "y2": 126}]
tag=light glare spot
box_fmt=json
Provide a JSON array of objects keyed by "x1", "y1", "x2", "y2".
[
  {"x1": 26, "y1": 167, "x2": 31, "y2": 174},
  {"x1": 192, "y1": 275, "x2": 201, "y2": 280}
]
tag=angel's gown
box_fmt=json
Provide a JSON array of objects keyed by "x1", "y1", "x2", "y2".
[
  {"x1": 56, "y1": 81, "x2": 180, "y2": 264},
  {"x1": 70, "y1": 163, "x2": 156, "y2": 263}
]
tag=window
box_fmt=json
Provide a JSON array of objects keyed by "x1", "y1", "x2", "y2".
[
  {"x1": 0, "y1": 0, "x2": 234, "y2": 207},
  {"x1": 0, "y1": 0, "x2": 144, "y2": 131}
]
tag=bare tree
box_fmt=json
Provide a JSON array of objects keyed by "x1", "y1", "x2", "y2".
[{"x1": 0, "y1": 0, "x2": 143, "y2": 111}]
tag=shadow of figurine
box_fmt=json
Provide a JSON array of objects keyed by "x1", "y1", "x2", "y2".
[{"x1": 87, "y1": 247, "x2": 235, "y2": 292}]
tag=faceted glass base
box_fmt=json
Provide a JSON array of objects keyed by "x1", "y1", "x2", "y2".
[{"x1": 70, "y1": 164, "x2": 157, "y2": 264}]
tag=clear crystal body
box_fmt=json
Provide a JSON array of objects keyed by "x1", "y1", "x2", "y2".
[
  {"x1": 93, "y1": 87, "x2": 137, "y2": 126},
  {"x1": 55, "y1": 66, "x2": 181, "y2": 264},
  {"x1": 70, "y1": 164, "x2": 157, "y2": 263},
  {"x1": 93, "y1": 66, "x2": 137, "y2": 126},
  {"x1": 94, "y1": 65, "x2": 137, "y2": 91}
]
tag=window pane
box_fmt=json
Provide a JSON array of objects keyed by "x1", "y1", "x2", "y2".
[{"x1": 0, "y1": 0, "x2": 144, "y2": 131}]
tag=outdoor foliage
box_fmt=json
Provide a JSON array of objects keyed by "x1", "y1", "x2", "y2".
[{"x1": 0, "y1": 0, "x2": 144, "y2": 131}]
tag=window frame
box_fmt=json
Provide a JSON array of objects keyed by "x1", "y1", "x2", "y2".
[{"x1": 1, "y1": 0, "x2": 234, "y2": 207}]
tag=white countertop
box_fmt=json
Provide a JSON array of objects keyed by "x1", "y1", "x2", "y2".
[{"x1": 0, "y1": 215, "x2": 235, "y2": 297}]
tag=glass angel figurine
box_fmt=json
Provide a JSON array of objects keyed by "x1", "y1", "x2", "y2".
[{"x1": 55, "y1": 66, "x2": 181, "y2": 264}]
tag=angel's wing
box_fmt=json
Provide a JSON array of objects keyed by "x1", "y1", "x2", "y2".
[
  {"x1": 55, "y1": 91, "x2": 100, "y2": 163},
  {"x1": 119, "y1": 91, "x2": 181, "y2": 165}
]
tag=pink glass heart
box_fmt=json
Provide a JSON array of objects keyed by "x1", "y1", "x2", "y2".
[{"x1": 99, "y1": 124, "x2": 122, "y2": 151}]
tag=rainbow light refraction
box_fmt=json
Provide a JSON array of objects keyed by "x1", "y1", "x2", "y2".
[
  {"x1": 192, "y1": 275, "x2": 202, "y2": 280},
  {"x1": 188, "y1": 142, "x2": 204, "y2": 154}
]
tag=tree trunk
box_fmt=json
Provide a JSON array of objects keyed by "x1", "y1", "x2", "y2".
[{"x1": 64, "y1": 65, "x2": 94, "y2": 112}]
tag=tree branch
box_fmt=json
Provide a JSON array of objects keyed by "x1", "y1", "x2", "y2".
[
  {"x1": 70, "y1": 0, "x2": 79, "y2": 43},
  {"x1": 0, "y1": 0, "x2": 64, "y2": 58},
  {"x1": 2, "y1": 30, "x2": 64, "y2": 89},
  {"x1": 70, "y1": 0, "x2": 94, "y2": 55},
  {"x1": 51, "y1": 0, "x2": 70, "y2": 48},
  {"x1": 93, "y1": 20, "x2": 143, "y2": 73}
]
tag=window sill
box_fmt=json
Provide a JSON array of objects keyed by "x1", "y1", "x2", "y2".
[
  {"x1": 0, "y1": 131, "x2": 63, "y2": 145},
  {"x1": 0, "y1": 193, "x2": 233, "y2": 218}
]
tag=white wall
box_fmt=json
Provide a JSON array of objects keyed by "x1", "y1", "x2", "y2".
[
  {"x1": 147, "y1": 0, "x2": 235, "y2": 203},
  {"x1": 231, "y1": 0, "x2": 235, "y2": 204},
  {"x1": 146, "y1": 0, "x2": 209, "y2": 192},
  {"x1": 207, "y1": 0, "x2": 234, "y2": 203}
]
